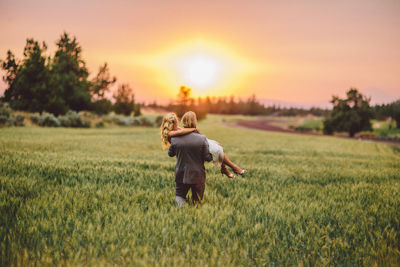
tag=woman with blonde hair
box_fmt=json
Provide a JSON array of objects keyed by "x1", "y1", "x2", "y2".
[{"x1": 160, "y1": 112, "x2": 247, "y2": 178}]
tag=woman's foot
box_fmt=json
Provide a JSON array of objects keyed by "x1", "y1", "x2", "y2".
[
  {"x1": 221, "y1": 165, "x2": 235, "y2": 178},
  {"x1": 233, "y1": 167, "x2": 247, "y2": 176}
]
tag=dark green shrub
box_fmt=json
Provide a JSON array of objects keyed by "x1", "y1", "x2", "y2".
[
  {"x1": 95, "y1": 121, "x2": 105, "y2": 128},
  {"x1": 0, "y1": 103, "x2": 12, "y2": 126},
  {"x1": 113, "y1": 116, "x2": 129, "y2": 126},
  {"x1": 0, "y1": 115, "x2": 9, "y2": 126},
  {"x1": 107, "y1": 115, "x2": 136, "y2": 126},
  {"x1": 294, "y1": 126, "x2": 313, "y2": 132},
  {"x1": 38, "y1": 113, "x2": 60, "y2": 127},
  {"x1": 155, "y1": 115, "x2": 163, "y2": 127},
  {"x1": 0, "y1": 103, "x2": 12, "y2": 118},
  {"x1": 59, "y1": 111, "x2": 90, "y2": 128},
  {"x1": 58, "y1": 114, "x2": 72, "y2": 127},
  {"x1": 13, "y1": 115, "x2": 25, "y2": 126},
  {"x1": 82, "y1": 120, "x2": 91, "y2": 128},
  {"x1": 105, "y1": 114, "x2": 159, "y2": 127},
  {"x1": 134, "y1": 104, "x2": 142, "y2": 117},
  {"x1": 392, "y1": 100, "x2": 400, "y2": 128},
  {"x1": 289, "y1": 124, "x2": 318, "y2": 132},
  {"x1": 0, "y1": 103, "x2": 24, "y2": 126},
  {"x1": 131, "y1": 117, "x2": 141, "y2": 126},
  {"x1": 92, "y1": 99, "x2": 113, "y2": 115},
  {"x1": 323, "y1": 88, "x2": 372, "y2": 137},
  {"x1": 139, "y1": 116, "x2": 153, "y2": 127},
  {"x1": 6, "y1": 116, "x2": 15, "y2": 126},
  {"x1": 30, "y1": 114, "x2": 40, "y2": 124},
  {"x1": 323, "y1": 119, "x2": 334, "y2": 135}
]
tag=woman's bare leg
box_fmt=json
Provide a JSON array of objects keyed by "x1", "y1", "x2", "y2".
[
  {"x1": 223, "y1": 154, "x2": 242, "y2": 173},
  {"x1": 220, "y1": 163, "x2": 234, "y2": 178}
]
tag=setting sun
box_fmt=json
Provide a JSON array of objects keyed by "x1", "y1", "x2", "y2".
[
  {"x1": 130, "y1": 39, "x2": 262, "y2": 98},
  {"x1": 180, "y1": 54, "x2": 221, "y2": 89}
]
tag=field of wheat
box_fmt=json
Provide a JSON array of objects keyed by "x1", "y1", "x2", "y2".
[{"x1": 1, "y1": 115, "x2": 400, "y2": 266}]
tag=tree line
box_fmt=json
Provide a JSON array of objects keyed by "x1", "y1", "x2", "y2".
[
  {"x1": 372, "y1": 101, "x2": 400, "y2": 127},
  {"x1": 147, "y1": 86, "x2": 331, "y2": 118},
  {"x1": 0, "y1": 32, "x2": 140, "y2": 116}
]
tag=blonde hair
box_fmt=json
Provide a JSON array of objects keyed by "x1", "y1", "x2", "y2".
[
  {"x1": 181, "y1": 111, "x2": 197, "y2": 128},
  {"x1": 160, "y1": 113, "x2": 178, "y2": 149}
]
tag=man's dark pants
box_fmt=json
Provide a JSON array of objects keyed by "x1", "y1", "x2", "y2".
[{"x1": 175, "y1": 182, "x2": 205, "y2": 203}]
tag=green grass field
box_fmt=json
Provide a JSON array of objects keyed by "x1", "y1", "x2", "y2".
[{"x1": 1, "y1": 115, "x2": 400, "y2": 266}]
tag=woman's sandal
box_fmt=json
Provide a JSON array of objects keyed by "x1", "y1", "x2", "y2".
[{"x1": 234, "y1": 169, "x2": 247, "y2": 176}]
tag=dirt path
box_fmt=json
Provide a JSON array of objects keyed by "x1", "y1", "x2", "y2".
[
  {"x1": 236, "y1": 120, "x2": 322, "y2": 135},
  {"x1": 228, "y1": 119, "x2": 400, "y2": 148}
]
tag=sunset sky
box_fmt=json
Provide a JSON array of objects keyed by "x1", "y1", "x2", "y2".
[{"x1": 1, "y1": 0, "x2": 399, "y2": 107}]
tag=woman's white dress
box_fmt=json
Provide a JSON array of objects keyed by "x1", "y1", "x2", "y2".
[{"x1": 207, "y1": 139, "x2": 224, "y2": 167}]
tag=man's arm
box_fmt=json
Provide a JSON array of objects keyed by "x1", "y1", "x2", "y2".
[
  {"x1": 168, "y1": 128, "x2": 198, "y2": 138},
  {"x1": 202, "y1": 138, "x2": 213, "y2": 162},
  {"x1": 168, "y1": 139, "x2": 176, "y2": 157}
]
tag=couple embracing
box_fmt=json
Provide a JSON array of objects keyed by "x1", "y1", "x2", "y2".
[{"x1": 160, "y1": 111, "x2": 247, "y2": 206}]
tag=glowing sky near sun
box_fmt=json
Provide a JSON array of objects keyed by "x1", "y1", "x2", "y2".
[
  {"x1": 181, "y1": 54, "x2": 221, "y2": 89},
  {"x1": 0, "y1": 0, "x2": 399, "y2": 106},
  {"x1": 126, "y1": 39, "x2": 263, "y2": 98}
]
